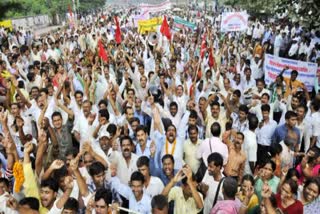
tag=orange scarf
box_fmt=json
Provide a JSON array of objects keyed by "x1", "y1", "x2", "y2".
[{"x1": 165, "y1": 139, "x2": 177, "y2": 155}]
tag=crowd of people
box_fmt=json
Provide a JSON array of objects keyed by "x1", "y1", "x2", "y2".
[{"x1": 0, "y1": 3, "x2": 319, "y2": 214}]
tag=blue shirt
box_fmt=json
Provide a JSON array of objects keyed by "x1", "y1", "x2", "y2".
[
  {"x1": 149, "y1": 157, "x2": 180, "y2": 186},
  {"x1": 110, "y1": 176, "x2": 152, "y2": 214},
  {"x1": 272, "y1": 124, "x2": 301, "y2": 148}
]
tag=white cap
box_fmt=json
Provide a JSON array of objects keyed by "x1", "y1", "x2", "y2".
[{"x1": 99, "y1": 129, "x2": 111, "y2": 139}]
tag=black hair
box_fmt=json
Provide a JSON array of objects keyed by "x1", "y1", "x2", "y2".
[
  {"x1": 285, "y1": 168, "x2": 300, "y2": 181},
  {"x1": 136, "y1": 125, "x2": 147, "y2": 134},
  {"x1": 40, "y1": 178, "x2": 59, "y2": 192},
  {"x1": 285, "y1": 111, "x2": 298, "y2": 120},
  {"x1": 304, "y1": 178, "x2": 320, "y2": 194},
  {"x1": 207, "y1": 152, "x2": 223, "y2": 168},
  {"x1": 53, "y1": 166, "x2": 68, "y2": 182},
  {"x1": 210, "y1": 101, "x2": 220, "y2": 108},
  {"x1": 161, "y1": 154, "x2": 175, "y2": 164},
  {"x1": 248, "y1": 115, "x2": 259, "y2": 130},
  {"x1": 130, "y1": 171, "x2": 145, "y2": 183},
  {"x1": 120, "y1": 135, "x2": 133, "y2": 146},
  {"x1": 99, "y1": 109, "x2": 110, "y2": 121},
  {"x1": 63, "y1": 197, "x2": 79, "y2": 211},
  {"x1": 261, "y1": 159, "x2": 276, "y2": 171},
  {"x1": 188, "y1": 124, "x2": 198, "y2": 134},
  {"x1": 0, "y1": 178, "x2": 9, "y2": 188},
  {"x1": 291, "y1": 70, "x2": 298, "y2": 76},
  {"x1": 182, "y1": 171, "x2": 196, "y2": 185},
  {"x1": 66, "y1": 149, "x2": 79, "y2": 158},
  {"x1": 210, "y1": 122, "x2": 221, "y2": 137},
  {"x1": 151, "y1": 194, "x2": 168, "y2": 210},
  {"x1": 242, "y1": 174, "x2": 255, "y2": 186},
  {"x1": 237, "y1": 131, "x2": 244, "y2": 140},
  {"x1": 239, "y1": 104, "x2": 249, "y2": 114},
  {"x1": 223, "y1": 177, "x2": 238, "y2": 199},
  {"x1": 137, "y1": 156, "x2": 150, "y2": 168},
  {"x1": 74, "y1": 90, "x2": 84, "y2": 97},
  {"x1": 95, "y1": 188, "x2": 112, "y2": 205},
  {"x1": 88, "y1": 161, "x2": 106, "y2": 177},
  {"x1": 261, "y1": 104, "x2": 271, "y2": 113},
  {"x1": 51, "y1": 111, "x2": 62, "y2": 120},
  {"x1": 98, "y1": 99, "x2": 109, "y2": 108},
  {"x1": 169, "y1": 101, "x2": 178, "y2": 109},
  {"x1": 261, "y1": 93, "x2": 270, "y2": 100},
  {"x1": 189, "y1": 110, "x2": 198, "y2": 119},
  {"x1": 107, "y1": 123, "x2": 117, "y2": 136},
  {"x1": 233, "y1": 89, "x2": 241, "y2": 98},
  {"x1": 19, "y1": 197, "x2": 40, "y2": 211},
  {"x1": 283, "y1": 179, "x2": 299, "y2": 195}
]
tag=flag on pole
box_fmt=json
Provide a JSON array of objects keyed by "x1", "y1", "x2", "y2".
[
  {"x1": 115, "y1": 16, "x2": 122, "y2": 44},
  {"x1": 160, "y1": 16, "x2": 171, "y2": 40},
  {"x1": 200, "y1": 34, "x2": 207, "y2": 59},
  {"x1": 208, "y1": 47, "x2": 215, "y2": 68},
  {"x1": 98, "y1": 39, "x2": 108, "y2": 62}
]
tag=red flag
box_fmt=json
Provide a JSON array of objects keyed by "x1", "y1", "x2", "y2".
[
  {"x1": 160, "y1": 16, "x2": 171, "y2": 40},
  {"x1": 98, "y1": 39, "x2": 108, "y2": 62},
  {"x1": 68, "y1": 5, "x2": 73, "y2": 17},
  {"x1": 208, "y1": 47, "x2": 215, "y2": 68},
  {"x1": 200, "y1": 35, "x2": 207, "y2": 59},
  {"x1": 115, "y1": 16, "x2": 122, "y2": 44}
]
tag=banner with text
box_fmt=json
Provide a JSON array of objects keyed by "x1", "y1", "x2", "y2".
[
  {"x1": 140, "y1": 1, "x2": 171, "y2": 13},
  {"x1": 220, "y1": 11, "x2": 248, "y2": 32},
  {"x1": 138, "y1": 17, "x2": 162, "y2": 33},
  {"x1": 173, "y1": 16, "x2": 196, "y2": 31},
  {"x1": 264, "y1": 54, "x2": 317, "y2": 91}
]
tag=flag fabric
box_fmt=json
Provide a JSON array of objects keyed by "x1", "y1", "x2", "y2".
[
  {"x1": 160, "y1": 16, "x2": 171, "y2": 40},
  {"x1": 68, "y1": 5, "x2": 73, "y2": 17},
  {"x1": 200, "y1": 34, "x2": 207, "y2": 59},
  {"x1": 115, "y1": 16, "x2": 122, "y2": 44},
  {"x1": 208, "y1": 47, "x2": 215, "y2": 68},
  {"x1": 98, "y1": 39, "x2": 108, "y2": 62}
]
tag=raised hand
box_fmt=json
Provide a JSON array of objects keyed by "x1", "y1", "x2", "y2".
[
  {"x1": 51, "y1": 159, "x2": 64, "y2": 170},
  {"x1": 24, "y1": 142, "x2": 33, "y2": 155},
  {"x1": 150, "y1": 141, "x2": 156, "y2": 158},
  {"x1": 173, "y1": 169, "x2": 186, "y2": 183},
  {"x1": 182, "y1": 165, "x2": 192, "y2": 181},
  {"x1": 64, "y1": 176, "x2": 74, "y2": 190}
]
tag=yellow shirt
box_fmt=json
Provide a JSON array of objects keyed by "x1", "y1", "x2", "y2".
[
  {"x1": 239, "y1": 193, "x2": 259, "y2": 211},
  {"x1": 168, "y1": 186, "x2": 203, "y2": 214},
  {"x1": 284, "y1": 78, "x2": 304, "y2": 98},
  {"x1": 23, "y1": 162, "x2": 49, "y2": 214},
  {"x1": 183, "y1": 139, "x2": 202, "y2": 173},
  {"x1": 205, "y1": 113, "x2": 227, "y2": 138}
]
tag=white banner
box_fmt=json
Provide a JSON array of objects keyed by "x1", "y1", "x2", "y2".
[
  {"x1": 140, "y1": 0, "x2": 171, "y2": 13},
  {"x1": 220, "y1": 12, "x2": 248, "y2": 32},
  {"x1": 264, "y1": 54, "x2": 317, "y2": 91}
]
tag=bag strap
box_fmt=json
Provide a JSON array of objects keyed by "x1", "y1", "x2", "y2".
[{"x1": 212, "y1": 177, "x2": 225, "y2": 209}]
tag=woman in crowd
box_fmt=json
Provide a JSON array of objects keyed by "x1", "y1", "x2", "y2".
[{"x1": 298, "y1": 178, "x2": 320, "y2": 213}]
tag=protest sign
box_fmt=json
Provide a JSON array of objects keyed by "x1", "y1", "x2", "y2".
[
  {"x1": 138, "y1": 17, "x2": 162, "y2": 34},
  {"x1": 264, "y1": 54, "x2": 317, "y2": 91},
  {"x1": 173, "y1": 16, "x2": 196, "y2": 31},
  {"x1": 140, "y1": 1, "x2": 171, "y2": 13},
  {"x1": 0, "y1": 20, "x2": 13, "y2": 30},
  {"x1": 220, "y1": 11, "x2": 248, "y2": 32}
]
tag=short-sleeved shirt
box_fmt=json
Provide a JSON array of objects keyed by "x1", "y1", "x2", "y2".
[{"x1": 168, "y1": 186, "x2": 203, "y2": 214}]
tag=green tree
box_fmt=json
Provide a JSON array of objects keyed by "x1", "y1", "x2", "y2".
[{"x1": 0, "y1": 1, "x2": 23, "y2": 20}]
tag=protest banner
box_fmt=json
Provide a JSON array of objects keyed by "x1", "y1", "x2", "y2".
[
  {"x1": 0, "y1": 20, "x2": 13, "y2": 30},
  {"x1": 132, "y1": 11, "x2": 150, "y2": 27},
  {"x1": 264, "y1": 54, "x2": 317, "y2": 91},
  {"x1": 173, "y1": 16, "x2": 196, "y2": 31},
  {"x1": 140, "y1": 0, "x2": 171, "y2": 13},
  {"x1": 138, "y1": 17, "x2": 162, "y2": 34},
  {"x1": 220, "y1": 11, "x2": 248, "y2": 32}
]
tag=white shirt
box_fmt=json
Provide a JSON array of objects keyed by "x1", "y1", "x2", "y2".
[
  {"x1": 110, "y1": 176, "x2": 152, "y2": 214},
  {"x1": 197, "y1": 137, "x2": 229, "y2": 166},
  {"x1": 144, "y1": 176, "x2": 164, "y2": 198},
  {"x1": 108, "y1": 151, "x2": 138, "y2": 185},
  {"x1": 257, "y1": 119, "x2": 277, "y2": 146},
  {"x1": 243, "y1": 130, "x2": 257, "y2": 175},
  {"x1": 202, "y1": 172, "x2": 224, "y2": 214},
  {"x1": 311, "y1": 112, "x2": 320, "y2": 148}
]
